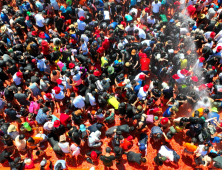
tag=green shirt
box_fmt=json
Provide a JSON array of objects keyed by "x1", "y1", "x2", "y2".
[{"x1": 105, "y1": 112, "x2": 115, "y2": 123}]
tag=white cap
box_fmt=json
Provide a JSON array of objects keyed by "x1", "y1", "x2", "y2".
[{"x1": 75, "y1": 66, "x2": 80, "y2": 71}]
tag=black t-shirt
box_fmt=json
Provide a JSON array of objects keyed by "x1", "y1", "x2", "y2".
[
  {"x1": 14, "y1": 93, "x2": 29, "y2": 106},
  {"x1": 31, "y1": 76, "x2": 40, "y2": 84},
  {"x1": 15, "y1": 17, "x2": 26, "y2": 26},
  {"x1": 4, "y1": 88, "x2": 14, "y2": 101},
  {"x1": 0, "y1": 150, "x2": 10, "y2": 163},
  {"x1": 127, "y1": 151, "x2": 142, "y2": 165},
  {"x1": 5, "y1": 109, "x2": 18, "y2": 120},
  {"x1": 117, "y1": 124, "x2": 130, "y2": 133},
  {"x1": 55, "y1": 18, "x2": 64, "y2": 29},
  {"x1": 7, "y1": 65, "x2": 18, "y2": 76},
  {"x1": 100, "y1": 155, "x2": 115, "y2": 167},
  {"x1": 87, "y1": 123, "x2": 104, "y2": 133},
  {"x1": 98, "y1": 95, "x2": 107, "y2": 105}
]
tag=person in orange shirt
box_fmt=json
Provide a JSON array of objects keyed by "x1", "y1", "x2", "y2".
[
  {"x1": 27, "y1": 136, "x2": 44, "y2": 150},
  {"x1": 183, "y1": 138, "x2": 198, "y2": 156},
  {"x1": 120, "y1": 136, "x2": 133, "y2": 150}
]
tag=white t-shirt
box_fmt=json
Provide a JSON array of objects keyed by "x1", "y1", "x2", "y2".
[
  {"x1": 80, "y1": 42, "x2": 88, "y2": 53},
  {"x1": 125, "y1": 25, "x2": 139, "y2": 32},
  {"x1": 129, "y1": 8, "x2": 138, "y2": 16},
  {"x1": 77, "y1": 19, "x2": 86, "y2": 31},
  {"x1": 152, "y1": 1, "x2": 161, "y2": 13},
  {"x1": 78, "y1": 8, "x2": 85, "y2": 18},
  {"x1": 58, "y1": 142, "x2": 70, "y2": 153},
  {"x1": 13, "y1": 74, "x2": 22, "y2": 85},
  {"x1": 35, "y1": 14, "x2": 45, "y2": 27},
  {"x1": 73, "y1": 95, "x2": 85, "y2": 108},
  {"x1": 88, "y1": 93, "x2": 96, "y2": 106},
  {"x1": 137, "y1": 28, "x2": 146, "y2": 39},
  {"x1": 147, "y1": 16, "x2": 155, "y2": 25},
  {"x1": 134, "y1": 73, "x2": 146, "y2": 82},
  {"x1": 43, "y1": 121, "x2": 54, "y2": 131},
  {"x1": 141, "y1": 40, "x2": 151, "y2": 47},
  {"x1": 180, "y1": 27, "x2": 189, "y2": 35},
  {"x1": 204, "y1": 31, "x2": 212, "y2": 41},
  {"x1": 137, "y1": 87, "x2": 148, "y2": 100},
  {"x1": 158, "y1": 145, "x2": 174, "y2": 162},
  {"x1": 196, "y1": 145, "x2": 208, "y2": 156},
  {"x1": 81, "y1": 34, "x2": 89, "y2": 43},
  {"x1": 104, "y1": 10, "x2": 110, "y2": 20}
]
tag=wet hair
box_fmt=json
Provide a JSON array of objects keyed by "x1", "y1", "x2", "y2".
[
  {"x1": 7, "y1": 103, "x2": 13, "y2": 108},
  {"x1": 55, "y1": 163, "x2": 62, "y2": 170},
  {"x1": 52, "y1": 70, "x2": 57, "y2": 75},
  {"x1": 203, "y1": 109, "x2": 209, "y2": 114},
  {"x1": 204, "y1": 146, "x2": 209, "y2": 151},
  {"x1": 194, "y1": 110, "x2": 199, "y2": 117},
  {"x1": 27, "y1": 137, "x2": 35, "y2": 143},
  {"x1": 214, "y1": 162, "x2": 222, "y2": 168},
  {"x1": 141, "y1": 157, "x2": 147, "y2": 163},
  {"x1": 130, "y1": 126, "x2": 134, "y2": 131},
  {"x1": 67, "y1": 124, "x2": 72, "y2": 130},
  {"x1": 19, "y1": 134, "x2": 25, "y2": 140},
  {"x1": 134, "y1": 29, "x2": 139, "y2": 34},
  {"x1": 106, "y1": 147, "x2": 111, "y2": 153},
  {"x1": 191, "y1": 137, "x2": 197, "y2": 144}
]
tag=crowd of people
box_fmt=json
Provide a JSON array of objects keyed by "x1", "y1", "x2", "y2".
[{"x1": 0, "y1": 0, "x2": 222, "y2": 169}]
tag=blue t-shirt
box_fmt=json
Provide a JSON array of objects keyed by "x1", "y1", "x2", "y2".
[
  {"x1": 134, "y1": 81, "x2": 142, "y2": 93},
  {"x1": 1, "y1": 13, "x2": 9, "y2": 24},
  {"x1": 125, "y1": 15, "x2": 133, "y2": 22},
  {"x1": 108, "y1": 22, "x2": 118, "y2": 29},
  {"x1": 131, "y1": 0, "x2": 137, "y2": 6},
  {"x1": 163, "y1": 107, "x2": 172, "y2": 117},
  {"x1": 35, "y1": 1, "x2": 43, "y2": 12}
]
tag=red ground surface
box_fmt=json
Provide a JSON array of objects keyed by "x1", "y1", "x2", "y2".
[{"x1": 0, "y1": 0, "x2": 221, "y2": 170}]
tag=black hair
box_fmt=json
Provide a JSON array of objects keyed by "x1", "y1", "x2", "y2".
[
  {"x1": 52, "y1": 70, "x2": 57, "y2": 75},
  {"x1": 191, "y1": 137, "x2": 197, "y2": 144},
  {"x1": 134, "y1": 29, "x2": 139, "y2": 34},
  {"x1": 194, "y1": 110, "x2": 199, "y2": 117},
  {"x1": 27, "y1": 137, "x2": 35, "y2": 143},
  {"x1": 214, "y1": 162, "x2": 221, "y2": 168},
  {"x1": 141, "y1": 157, "x2": 147, "y2": 163},
  {"x1": 106, "y1": 147, "x2": 111, "y2": 153},
  {"x1": 7, "y1": 103, "x2": 12, "y2": 108},
  {"x1": 55, "y1": 163, "x2": 62, "y2": 170},
  {"x1": 19, "y1": 134, "x2": 25, "y2": 140}
]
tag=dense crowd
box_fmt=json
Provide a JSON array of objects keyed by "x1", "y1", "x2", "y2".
[{"x1": 0, "y1": 0, "x2": 222, "y2": 169}]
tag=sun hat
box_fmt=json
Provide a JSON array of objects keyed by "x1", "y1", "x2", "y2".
[
  {"x1": 211, "y1": 107, "x2": 218, "y2": 112},
  {"x1": 7, "y1": 125, "x2": 17, "y2": 133},
  {"x1": 198, "y1": 13, "x2": 205, "y2": 19},
  {"x1": 131, "y1": 49, "x2": 136, "y2": 55},
  {"x1": 79, "y1": 16, "x2": 85, "y2": 21},
  {"x1": 139, "y1": 74, "x2": 146, "y2": 80},
  {"x1": 56, "y1": 79, "x2": 62, "y2": 85},
  {"x1": 143, "y1": 85, "x2": 149, "y2": 92},
  {"x1": 108, "y1": 66, "x2": 114, "y2": 74},
  {"x1": 79, "y1": 124, "x2": 86, "y2": 132},
  {"x1": 161, "y1": 118, "x2": 169, "y2": 125},
  {"x1": 172, "y1": 74, "x2": 180, "y2": 79},
  {"x1": 59, "y1": 134, "x2": 66, "y2": 142},
  {"x1": 191, "y1": 76, "x2": 198, "y2": 82},
  {"x1": 54, "y1": 120, "x2": 60, "y2": 128},
  {"x1": 46, "y1": 93, "x2": 52, "y2": 99},
  {"x1": 39, "y1": 32, "x2": 46, "y2": 39},
  {"x1": 1, "y1": 25, "x2": 7, "y2": 33},
  {"x1": 91, "y1": 151, "x2": 98, "y2": 160},
  {"x1": 117, "y1": 24, "x2": 124, "y2": 30}
]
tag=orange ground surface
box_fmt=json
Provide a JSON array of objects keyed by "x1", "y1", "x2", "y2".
[{"x1": 0, "y1": 0, "x2": 221, "y2": 170}]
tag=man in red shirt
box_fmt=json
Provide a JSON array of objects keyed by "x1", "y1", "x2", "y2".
[
  {"x1": 60, "y1": 109, "x2": 71, "y2": 127},
  {"x1": 140, "y1": 54, "x2": 150, "y2": 74}
]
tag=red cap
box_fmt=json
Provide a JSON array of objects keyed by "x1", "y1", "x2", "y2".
[
  {"x1": 121, "y1": 21, "x2": 126, "y2": 27},
  {"x1": 199, "y1": 84, "x2": 207, "y2": 91},
  {"x1": 41, "y1": 40, "x2": 48, "y2": 47},
  {"x1": 31, "y1": 59, "x2": 36, "y2": 63},
  {"x1": 79, "y1": 16, "x2": 85, "y2": 21},
  {"x1": 26, "y1": 16, "x2": 29, "y2": 20},
  {"x1": 39, "y1": 32, "x2": 45, "y2": 39},
  {"x1": 180, "y1": 69, "x2": 188, "y2": 75},
  {"x1": 46, "y1": 93, "x2": 52, "y2": 99},
  {"x1": 56, "y1": 79, "x2": 62, "y2": 85},
  {"x1": 93, "y1": 70, "x2": 101, "y2": 77},
  {"x1": 54, "y1": 120, "x2": 60, "y2": 128},
  {"x1": 69, "y1": 63, "x2": 75, "y2": 69},
  {"x1": 91, "y1": 151, "x2": 98, "y2": 160},
  {"x1": 198, "y1": 57, "x2": 205, "y2": 63},
  {"x1": 210, "y1": 32, "x2": 216, "y2": 38},
  {"x1": 212, "y1": 66, "x2": 216, "y2": 70},
  {"x1": 172, "y1": 74, "x2": 180, "y2": 79},
  {"x1": 217, "y1": 46, "x2": 222, "y2": 52},
  {"x1": 145, "y1": 7, "x2": 150, "y2": 13},
  {"x1": 127, "y1": 135, "x2": 133, "y2": 141},
  {"x1": 161, "y1": 118, "x2": 169, "y2": 125},
  {"x1": 191, "y1": 76, "x2": 198, "y2": 82},
  {"x1": 143, "y1": 85, "x2": 149, "y2": 92},
  {"x1": 31, "y1": 31, "x2": 37, "y2": 36},
  {"x1": 60, "y1": 16, "x2": 65, "y2": 20},
  {"x1": 16, "y1": 72, "x2": 23, "y2": 78},
  {"x1": 139, "y1": 74, "x2": 146, "y2": 80},
  {"x1": 53, "y1": 86, "x2": 61, "y2": 94},
  {"x1": 207, "y1": 82, "x2": 214, "y2": 88}
]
